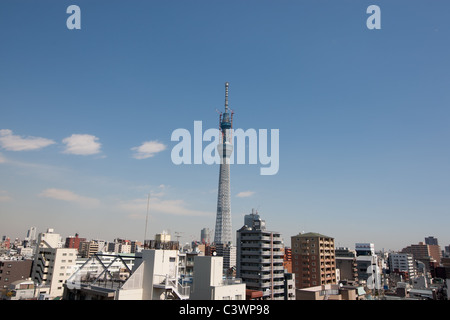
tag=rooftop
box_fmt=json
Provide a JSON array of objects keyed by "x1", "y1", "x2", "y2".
[{"x1": 293, "y1": 232, "x2": 333, "y2": 239}]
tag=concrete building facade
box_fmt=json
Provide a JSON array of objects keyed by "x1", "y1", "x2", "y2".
[
  {"x1": 30, "y1": 229, "x2": 78, "y2": 298},
  {"x1": 190, "y1": 256, "x2": 245, "y2": 300},
  {"x1": 0, "y1": 259, "x2": 33, "y2": 290},
  {"x1": 355, "y1": 243, "x2": 382, "y2": 291},
  {"x1": 291, "y1": 232, "x2": 337, "y2": 289},
  {"x1": 335, "y1": 247, "x2": 358, "y2": 283},
  {"x1": 236, "y1": 214, "x2": 285, "y2": 300},
  {"x1": 389, "y1": 253, "x2": 416, "y2": 281}
]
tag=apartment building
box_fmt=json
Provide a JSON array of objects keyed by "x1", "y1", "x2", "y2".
[
  {"x1": 389, "y1": 252, "x2": 416, "y2": 281},
  {"x1": 401, "y1": 242, "x2": 442, "y2": 265},
  {"x1": 0, "y1": 259, "x2": 33, "y2": 290},
  {"x1": 31, "y1": 229, "x2": 77, "y2": 298},
  {"x1": 291, "y1": 232, "x2": 337, "y2": 289},
  {"x1": 355, "y1": 243, "x2": 382, "y2": 290},
  {"x1": 335, "y1": 247, "x2": 358, "y2": 282},
  {"x1": 79, "y1": 240, "x2": 99, "y2": 258},
  {"x1": 236, "y1": 214, "x2": 285, "y2": 300}
]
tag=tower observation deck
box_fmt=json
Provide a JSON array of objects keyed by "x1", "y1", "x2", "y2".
[{"x1": 214, "y1": 82, "x2": 234, "y2": 246}]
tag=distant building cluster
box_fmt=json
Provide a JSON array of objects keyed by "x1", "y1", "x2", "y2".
[{"x1": 1, "y1": 223, "x2": 449, "y2": 300}]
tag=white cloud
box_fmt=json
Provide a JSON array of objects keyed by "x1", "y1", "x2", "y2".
[
  {"x1": 120, "y1": 196, "x2": 211, "y2": 218},
  {"x1": 236, "y1": 191, "x2": 255, "y2": 198},
  {"x1": 131, "y1": 140, "x2": 166, "y2": 159},
  {"x1": 0, "y1": 153, "x2": 6, "y2": 163},
  {"x1": 0, "y1": 190, "x2": 12, "y2": 202},
  {"x1": 0, "y1": 129, "x2": 55, "y2": 151},
  {"x1": 39, "y1": 188, "x2": 100, "y2": 207},
  {"x1": 62, "y1": 134, "x2": 101, "y2": 155}
]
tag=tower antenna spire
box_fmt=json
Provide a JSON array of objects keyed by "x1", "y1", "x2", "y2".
[{"x1": 225, "y1": 82, "x2": 229, "y2": 113}]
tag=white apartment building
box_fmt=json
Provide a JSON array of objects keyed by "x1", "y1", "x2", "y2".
[
  {"x1": 236, "y1": 214, "x2": 285, "y2": 300},
  {"x1": 37, "y1": 228, "x2": 64, "y2": 248},
  {"x1": 355, "y1": 243, "x2": 382, "y2": 291},
  {"x1": 31, "y1": 229, "x2": 78, "y2": 298},
  {"x1": 190, "y1": 256, "x2": 246, "y2": 300},
  {"x1": 389, "y1": 253, "x2": 416, "y2": 280}
]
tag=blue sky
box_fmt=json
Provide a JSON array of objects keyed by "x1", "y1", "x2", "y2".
[{"x1": 1, "y1": 0, "x2": 449, "y2": 251}]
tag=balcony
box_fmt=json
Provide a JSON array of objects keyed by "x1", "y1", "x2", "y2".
[{"x1": 241, "y1": 265, "x2": 272, "y2": 272}]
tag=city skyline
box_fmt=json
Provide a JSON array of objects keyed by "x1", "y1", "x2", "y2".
[{"x1": 1, "y1": 1, "x2": 450, "y2": 251}]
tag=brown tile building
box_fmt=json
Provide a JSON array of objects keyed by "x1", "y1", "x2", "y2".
[
  {"x1": 283, "y1": 247, "x2": 292, "y2": 273},
  {"x1": 0, "y1": 259, "x2": 33, "y2": 290},
  {"x1": 291, "y1": 232, "x2": 337, "y2": 289},
  {"x1": 401, "y1": 242, "x2": 442, "y2": 265}
]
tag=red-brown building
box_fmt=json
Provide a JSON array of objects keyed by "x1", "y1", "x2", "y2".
[
  {"x1": 65, "y1": 233, "x2": 86, "y2": 250},
  {"x1": 283, "y1": 247, "x2": 292, "y2": 273}
]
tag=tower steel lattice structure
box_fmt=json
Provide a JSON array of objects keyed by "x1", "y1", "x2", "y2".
[{"x1": 214, "y1": 82, "x2": 234, "y2": 246}]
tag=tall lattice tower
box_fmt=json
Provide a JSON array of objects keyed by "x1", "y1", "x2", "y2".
[{"x1": 214, "y1": 82, "x2": 234, "y2": 246}]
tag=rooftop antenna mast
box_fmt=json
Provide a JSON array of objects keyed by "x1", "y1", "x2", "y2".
[{"x1": 144, "y1": 193, "x2": 150, "y2": 248}]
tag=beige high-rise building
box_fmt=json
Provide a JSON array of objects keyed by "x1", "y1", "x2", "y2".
[
  {"x1": 401, "y1": 242, "x2": 441, "y2": 265},
  {"x1": 291, "y1": 232, "x2": 336, "y2": 289},
  {"x1": 79, "y1": 240, "x2": 99, "y2": 258}
]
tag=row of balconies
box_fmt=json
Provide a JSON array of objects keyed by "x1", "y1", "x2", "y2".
[
  {"x1": 241, "y1": 257, "x2": 284, "y2": 264},
  {"x1": 241, "y1": 265, "x2": 285, "y2": 272},
  {"x1": 241, "y1": 272, "x2": 285, "y2": 280},
  {"x1": 240, "y1": 243, "x2": 284, "y2": 249},
  {"x1": 241, "y1": 251, "x2": 284, "y2": 256},
  {"x1": 240, "y1": 253, "x2": 284, "y2": 259},
  {"x1": 240, "y1": 235, "x2": 282, "y2": 242}
]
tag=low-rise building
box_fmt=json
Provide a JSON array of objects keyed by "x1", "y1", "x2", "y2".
[
  {"x1": 0, "y1": 258, "x2": 33, "y2": 290},
  {"x1": 64, "y1": 249, "x2": 189, "y2": 300},
  {"x1": 296, "y1": 283, "x2": 365, "y2": 300},
  {"x1": 3, "y1": 279, "x2": 35, "y2": 300},
  {"x1": 190, "y1": 256, "x2": 245, "y2": 300}
]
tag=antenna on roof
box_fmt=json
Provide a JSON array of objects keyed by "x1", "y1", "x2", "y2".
[{"x1": 144, "y1": 193, "x2": 150, "y2": 248}]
